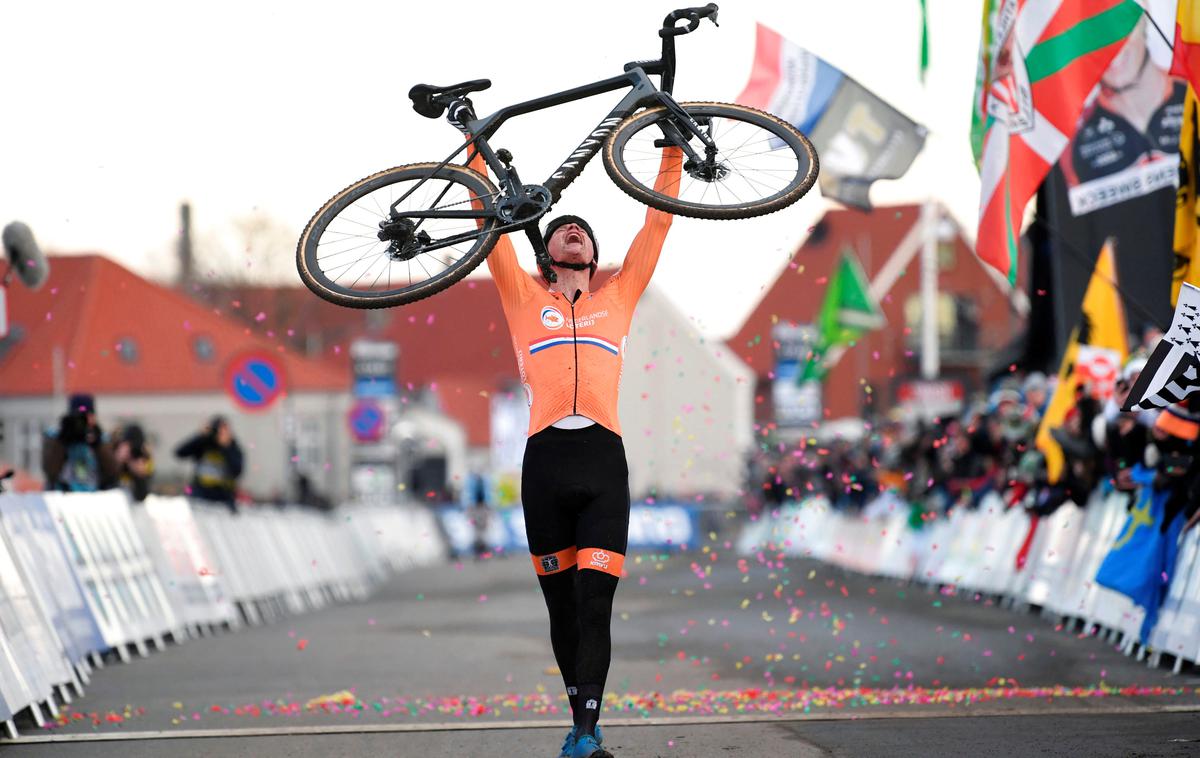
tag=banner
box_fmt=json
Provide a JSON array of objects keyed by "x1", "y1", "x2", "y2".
[
  {"x1": 1173, "y1": 0, "x2": 1200, "y2": 306},
  {"x1": 737, "y1": 23, "x2": 926, "y2": 210},
  {"x1": 1174, "y1": 89, "x2": 1200, "y2": 304},
  {"x1": 973, "y1": 0, "x2": 1143, "y2": 282},
  {"x1": 1040, "y1": 4, "x2": 1183, "y2": 337},
  {"x1": 437, "y1": 504, "x2": 700, "y2": 555},
  {"x1": 1036, "y1": 240, "x2": 1128, "y2": 482},
  {"x1": 1095, "y1": 466, "x2": 1186, "y2": 643},
  {"x1": 0, "y1": 494, "x2": 104, "y2": 666},
  {"x1": 771, "y1": 323, "x2": 822, "y2": 428},
  {"x1": 1173, "y1": 0, "x2": 1200, "y2": 92},
  {"x1": 1123, "y1": 282, "x2": 1200, "y2": 410}
]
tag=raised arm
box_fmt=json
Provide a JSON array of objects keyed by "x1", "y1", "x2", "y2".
[
  {"x1": 615, "y1": 146, "x2": 683, "y2": 301},
  {"x1": 467, "y1": 145, "x2": 533, "y2": 304}
]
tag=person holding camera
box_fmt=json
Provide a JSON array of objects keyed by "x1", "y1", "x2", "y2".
[
  {"x1": 114, "y1": 424, "x2": 154, "y2": 502},
  {"x1": 42, "y1": 393, "x2": 118, "y2": 492},
  {"x1": 174, "y1": 416, "x2": 244, "y2": 510}
]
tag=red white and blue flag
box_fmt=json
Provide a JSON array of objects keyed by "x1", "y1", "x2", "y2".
[{"x1": 738, "y1": 23, "x2": 926, "y2": 210}]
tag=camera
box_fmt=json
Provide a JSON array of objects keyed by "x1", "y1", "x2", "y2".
[{"x1": 59, "y1": 411, "x2": 95, "y2": 446}]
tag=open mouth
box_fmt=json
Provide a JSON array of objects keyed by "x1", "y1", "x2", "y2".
[{"x1": 565, "y1": 230, "x2": 583, "y2": 245}]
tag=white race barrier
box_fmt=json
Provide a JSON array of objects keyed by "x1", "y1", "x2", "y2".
[
  {"x1": 0, "y1": 524, "x2": 73, "y2": 729},
  {"x1": 134, "y1": 497, "x2": 238, "y2": 631},
  {"x1": 0, "y1": 494, "x2": 103, "y2": 672},
  {"x1": 43, "y1": 491, "x2": 179, "y2": 658},
  {"x1": 1149, "y1": 528, "x2": 1200, "y2": 668},
  {"x1": 739, "y1": 486, "x2": 1200, "y2": 673},
  {"x1": 0, "y1": 490, "x2": 449, "y2": 737}
]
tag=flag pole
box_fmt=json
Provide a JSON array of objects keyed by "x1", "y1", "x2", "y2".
[
  {"x1": 920, "y1": 199, "x2": 940, "y2": 379},
  {"x1": 919, "y1": 2, "x2": 939, "y2": 380}
]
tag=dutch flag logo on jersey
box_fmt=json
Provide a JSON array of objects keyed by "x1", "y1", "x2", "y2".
[{"x1": 529, "y1": 334, "x2": 620, "y2": 356}]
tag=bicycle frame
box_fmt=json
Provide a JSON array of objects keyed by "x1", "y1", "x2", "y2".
[
  {"x1": 381, "y1": 7, "x2": 721, "y2": 270},
  {"x1": 383, "y1": 71, "x2": 711, "y2": 257}
]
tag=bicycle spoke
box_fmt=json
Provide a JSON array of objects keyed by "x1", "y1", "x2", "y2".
[
  {"x1": 316, "y1": 238, "x2": 383, "y2": 261},
  {"x1": 615, "y1": 107, "x2": 810, "y2": 211},
  {"x1": 305, "y1": 166, "x2": 503, "y2": 300}
]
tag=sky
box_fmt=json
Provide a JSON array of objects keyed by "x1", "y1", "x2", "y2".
[{"x1": 0, "y1": 0, "x2": 989, "y2": 337}]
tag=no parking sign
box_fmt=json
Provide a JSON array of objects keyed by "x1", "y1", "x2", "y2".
[
  {"x1": 347, "y1": 400, "x2": 386, "y2": 443},
  {"x1": 224, "y1": 352, "x2": 286, "y2": 411}
]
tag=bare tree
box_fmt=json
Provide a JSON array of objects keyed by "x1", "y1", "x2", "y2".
[{"x1": 192, "y1": 210, "x2": 298, "y2": 285}]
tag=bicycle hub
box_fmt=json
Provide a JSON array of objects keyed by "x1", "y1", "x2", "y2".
[
  {"x1": 685, "y1": 158, "x2": 730, "y2": 182},
  {"x1": 377, "y1": 216, "x2": 431, "y2": 261}
]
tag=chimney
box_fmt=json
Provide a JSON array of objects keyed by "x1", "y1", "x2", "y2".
[{"x1": 178, "y1": 202, "x2": 193, "y2": 286}]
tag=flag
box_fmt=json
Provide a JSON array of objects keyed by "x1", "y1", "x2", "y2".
[
  {"x1": 1035, "y1": 240, "x2": 1128, "y2": 483},
  {"x1": 1095, "y1": 465, "x2": 1186, "y2": 643},
  {"x1": 919, "y1": 0, "x2": 931, "y2": 83},
  {"x1": 1172, "y1": 0, "x2": 1200, "y2": 92},
  {"x1": 738, "y1": 23, "x2": 927, "y2": 210},
  {"x1": 973, "y1": 0, "x2": 1143, "y2": 283},
  {"x1": 800, "y1": 249, "x2": 884, "y2": 380},
  {"x1": 1175, "y1": 77, "x2": 1200, "y2": 305},
  {"x1": 1123, "y1": 282, "x2": 1200, "y2": 410}
]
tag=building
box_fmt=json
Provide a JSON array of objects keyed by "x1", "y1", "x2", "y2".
[
  {"x1": 0, "y1": 255, "x2": 353, "y2": 502},
  {"x1": 218, "y1": 272, "x2": 756, "y2": 501},
  {"x1": 727, "y1": 204, "x2": 1025, "y2": 428}
]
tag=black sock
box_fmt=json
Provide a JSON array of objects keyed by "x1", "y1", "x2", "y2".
[
  {"x1": 566, "y1": 684, "x2": 580, "y2": 726},
  {"x1": 576, "y1": 683, "x2": 604, "y2": 737}
]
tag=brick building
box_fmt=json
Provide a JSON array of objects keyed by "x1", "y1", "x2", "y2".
[{"x1": 727, "y1": 204, "x2": 1025, "y2": 428}]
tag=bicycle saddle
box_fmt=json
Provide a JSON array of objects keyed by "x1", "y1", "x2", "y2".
[{"x1": 408, "y1": 79, "x2": 492, "y2": 118}]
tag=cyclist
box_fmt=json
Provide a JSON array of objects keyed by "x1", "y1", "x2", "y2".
[{"x1": 470, "y1": 145, "x2": 681, "y2": 758}]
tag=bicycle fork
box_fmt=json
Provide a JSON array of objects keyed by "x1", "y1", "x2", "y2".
[{"x1": 652, "y1": 92, "x2": 718, "y2": 171}]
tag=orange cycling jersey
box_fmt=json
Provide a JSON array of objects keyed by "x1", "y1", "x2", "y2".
[{"x1": 470, "y1": 147, "x2": 682, "y2": 438}]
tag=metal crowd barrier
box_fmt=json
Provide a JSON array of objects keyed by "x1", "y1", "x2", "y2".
[
  {"x1": 740, "y1": 486, "x2": 1200, "y2": 675},
  {"x1": 0, "y1": 491, "x2": 447, "y2": 737}
]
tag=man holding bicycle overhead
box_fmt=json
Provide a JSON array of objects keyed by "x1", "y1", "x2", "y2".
[{"x1": 470, "y1": 146, "x2": 681, "y2": 758}]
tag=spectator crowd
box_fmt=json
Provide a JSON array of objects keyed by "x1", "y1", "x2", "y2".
[{"x1": 749, "y1": 337, "x2": 1200, "y2": 535}]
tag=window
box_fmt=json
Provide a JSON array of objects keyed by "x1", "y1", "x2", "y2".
[
  {"x1": 903, "y1": 294, "x2": 981, "y2": 352},
  {"x1": 296, "y1": 416, "x2": 324, "y2": 474},
  {"x1": 15, "y1": 419, "x2": 46, "y2": 474},
  {"x1": 116, "y1": 337, "x2": 139, "y2": 364},
  {"x1": 192, "y1": 335, "x2": 216, "y2": 363}
]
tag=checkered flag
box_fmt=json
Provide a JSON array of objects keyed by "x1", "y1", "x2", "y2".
[{"x1": 1123, "y1": 284, "x2": 1200, "y2": 411}]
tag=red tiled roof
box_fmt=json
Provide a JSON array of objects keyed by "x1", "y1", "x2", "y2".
[{"x1": 0, "y1": 255, "x2": 347, "y2": 395}]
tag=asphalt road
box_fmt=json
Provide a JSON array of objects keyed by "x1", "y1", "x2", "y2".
[{"x1": 7, "y1": 548, "x2": 1200, "y2": 756}]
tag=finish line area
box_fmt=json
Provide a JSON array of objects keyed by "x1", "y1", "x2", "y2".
[
  {"x1": 4, "y1": 554, "x2": 1200, "y2": 757},
  {"x1": 11, "y1": 701, "x2": 1200, "y2": 744}
]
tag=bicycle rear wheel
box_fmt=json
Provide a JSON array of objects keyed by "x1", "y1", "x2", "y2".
[
  {"x1": 603, "y1": 102, "x2": 818, "y2": 220},
  {"x1": 296, "y1": 163, "x2": 501, "y2": 309}
]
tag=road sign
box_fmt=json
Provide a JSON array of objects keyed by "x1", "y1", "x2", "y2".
[
  {"x1": 224, "y1": 352, "x2": 285, "y2": 411},
  {"x1": 351, "y1": 340, "x2": 398, "y2": 397},
  {"x1": 895, "y1": 378, "x2": 964, "y2": 420},
  {"x1": 348, "y1": 400, "x2": 386, "y2": 443}
]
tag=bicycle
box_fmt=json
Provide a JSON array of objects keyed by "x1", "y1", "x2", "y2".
[{"x1": 297, "y1": 4, "x2": 818, "y2": 309}]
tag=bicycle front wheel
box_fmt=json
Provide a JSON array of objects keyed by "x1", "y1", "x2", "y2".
[
  {"x1": 603, "y1": 102, "x2": 818, "y2": 220},
  {"x1": 296, "y1": 163, "x2": 501, "y2": 309}
]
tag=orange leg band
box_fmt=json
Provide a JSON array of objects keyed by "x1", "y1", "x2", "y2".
[
  {"x1": 577, "y1": 547, "x2": 625, "y2": 578},
  {"x1": 531, "y1": 547, "x2": 577, "y2": 576}
]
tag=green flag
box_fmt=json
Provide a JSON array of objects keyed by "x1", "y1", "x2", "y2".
[
  {"x1": 800, "y1": 249, "x2": 884, "y2": 381},
  {"x1": 919, "y1": 0, "x2": 930, "y2": 83}
]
